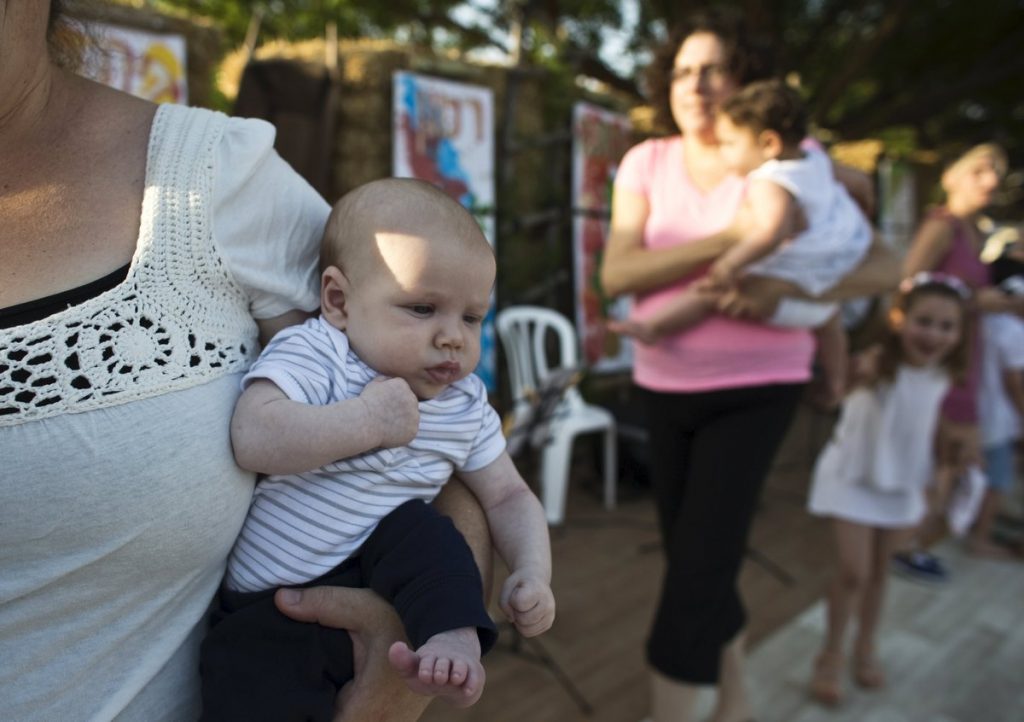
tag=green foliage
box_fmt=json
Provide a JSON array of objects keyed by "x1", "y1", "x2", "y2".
[
  {"x1": 156, "y1": 0, "x2": 1021, "y2": 180},
  {"x1": 152, "y1": 0, "x2": 466, "y2": 46}
]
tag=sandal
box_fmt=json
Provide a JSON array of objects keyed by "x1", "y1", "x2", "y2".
[
  {"x1": 809, "y1": 652, "x2": 843, "y2": 706},
  {"x1": 852, "y1": 655, "x2": 885, "y2": 689}
]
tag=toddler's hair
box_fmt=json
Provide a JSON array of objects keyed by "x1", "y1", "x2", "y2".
[
  {"x1": 719, "y1": 78, "x2": 807, "y2": 146},
  {"x1": 876, "y1": 274, "x2": 971, "y2": 385}
]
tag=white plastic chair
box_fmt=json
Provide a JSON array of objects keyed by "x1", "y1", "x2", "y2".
[{"x1": 496, "y1": 305, "x2": 617, "y2": 525}]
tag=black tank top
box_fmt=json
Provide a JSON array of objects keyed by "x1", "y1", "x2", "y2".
[{"x1": 0, "y1": 264, "x2": 131, "y2": 329}]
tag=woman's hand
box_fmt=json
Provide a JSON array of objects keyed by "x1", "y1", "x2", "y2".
[
  {"x1": 275, "y1": 587, "x2": 430, "y2": 722},
  {"x1": 975, "y1": 286, "x2": 1024, "y2": 316},
  {"x1": 833, "y1": 162, "x2": 877, "y2": 219}
]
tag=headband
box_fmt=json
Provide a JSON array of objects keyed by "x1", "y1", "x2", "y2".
[{"x1": 898, "y1": 271, "x2": 971, "y2": 300}]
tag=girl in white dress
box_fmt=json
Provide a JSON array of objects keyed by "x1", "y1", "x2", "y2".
[{"x1": 806, "y1": 273, "x2": 971, "y2": 706}]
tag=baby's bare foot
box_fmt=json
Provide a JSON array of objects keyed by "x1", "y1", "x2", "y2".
[{"x1": 387, "y1": 627, "x2": 484, "y2": 707}]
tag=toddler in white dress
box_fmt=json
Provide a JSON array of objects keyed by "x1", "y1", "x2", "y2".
[{"x1": 806, "y1": 272, "x2": 970, "y2": 706}]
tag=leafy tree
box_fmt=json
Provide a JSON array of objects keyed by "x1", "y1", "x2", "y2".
[{"x1": 156, "y1": 0, "x2": 1021, "y2": 190}]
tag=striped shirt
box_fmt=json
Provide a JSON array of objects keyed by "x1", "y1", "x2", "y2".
[{"x1": 224, "y1": 317, "x2": 505, "y2": 593}]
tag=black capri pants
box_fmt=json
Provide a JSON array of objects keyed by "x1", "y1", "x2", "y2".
[
  {"x1": 199, "y1": 499, "x2": 497, "y2": 722},
  {"x1": 640, "y1": 382, "x2": 804, "y2": 684}
]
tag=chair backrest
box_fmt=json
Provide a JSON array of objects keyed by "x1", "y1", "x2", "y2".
[{"x1": 495, "y1": 306, "x2": 582, "y2": 413}]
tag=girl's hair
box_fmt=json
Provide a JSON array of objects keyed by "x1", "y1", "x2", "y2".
[
  {"x1": 719, "y1": 78, "x2": 807, "y2": 146},
  {"x1": 645, "y1": 8, "x2": 775, "y2": 133},
  {"x1": 876, "y1": 274, "x2": 971, "y2": 384}
]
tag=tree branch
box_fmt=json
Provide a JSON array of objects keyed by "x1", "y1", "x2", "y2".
[{"x1": 812, "y1": 0, "x2": 914, "y2": 124}]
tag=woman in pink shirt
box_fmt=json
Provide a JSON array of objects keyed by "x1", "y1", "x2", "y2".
[{"x1": 600, "y1": 10, "x2": 896, "y2": 721}]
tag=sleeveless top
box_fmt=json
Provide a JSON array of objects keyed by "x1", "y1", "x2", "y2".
[{"x1": 930, "y1": 207, "x2": 989, "y2": 424}]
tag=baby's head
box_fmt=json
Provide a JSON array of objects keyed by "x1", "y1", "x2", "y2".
[
  {"x1": 320, "y1": 178, "x2": 495, "y2": 400},
  {"x1": 715, "y1": 78, "x2": 807, "y2": 175}
]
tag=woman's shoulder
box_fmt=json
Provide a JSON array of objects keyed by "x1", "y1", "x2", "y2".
[
  {"x1": 911, "y1": 207, "x2": 958, "y2": 250},
  {"x1": 617, "y1": 135, "x2": 682, "y2": 192},
  {"x1": 921, "y1": 206, "x2": 962, "y2": 236},
  {"x1": 153, "y1": 104, "x2": 278, "y2": 159},
  {"x1": 623, "y1": 135, "x2": 681, "y2": 162}
]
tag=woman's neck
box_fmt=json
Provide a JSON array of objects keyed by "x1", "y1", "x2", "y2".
[
  {"x1": 0, "y1": 64, "x2": 81, "y2": 164},
  {"x1": 681, "y1": 130, "x2": 731, "y2": 191},
  {"x1": 0, "y1": 54, "x2": 55, "y2": 138},
  {"x1": 945, "y1": 196, "x2": 983, "y2": 222}
]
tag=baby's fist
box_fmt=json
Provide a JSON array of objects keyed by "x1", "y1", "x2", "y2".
[
  {"x1": 499, "y1": 571, "x2": 555, "y2": 638},
  {"x1": 360, "y1": 376, "x2": 419, "y2": 448}
]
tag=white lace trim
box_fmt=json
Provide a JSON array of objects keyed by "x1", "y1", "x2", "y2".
[{"x1": 0, "y1": 105, "x2": 259, "y2": 426}]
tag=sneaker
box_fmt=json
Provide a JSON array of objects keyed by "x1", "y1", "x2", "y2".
[{"x1": 891, "y1": 551, "x2": 949, "y2": 583}]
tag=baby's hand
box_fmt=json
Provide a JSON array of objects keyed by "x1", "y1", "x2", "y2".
[
  {"x1": 499, "y1": 569, "x2": 555, "y2": 638},
  {"x1": 360, "y1": 376, "x2": 419, "y2": 448}
]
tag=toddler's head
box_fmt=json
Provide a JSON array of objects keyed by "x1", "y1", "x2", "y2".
[
  {"x1": 319, "y1": 178, "x2": 495, "y2": 400},
  {"x1": 715, "y1": 78, "x2": 807, "y2": 175},
  {"x1": 880, "y1": 273, "x2": 970, "y2": 382}
]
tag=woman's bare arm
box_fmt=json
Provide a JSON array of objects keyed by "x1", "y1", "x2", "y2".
[
  {"x1": 600, "y1": 187, "x2": 734, "y2": 297},
  {"x1": 433, "y1": 476, "x2": 494, "y2": 598},
  {"x1": 255, "y1": 309, "x2": 317, "y2": 346},
  {"x1": 821, "y1": 237, "x2": 902, "y2": 300},
  {"x1": 832, "y1": 162, "x2": 876, "y2": 219},
  {"x1": 902, "y1": 216, "x2": 954, "y2": 277},
  {"x1": 975, "y1": 287, "x2": 1024, "y2": 315}
]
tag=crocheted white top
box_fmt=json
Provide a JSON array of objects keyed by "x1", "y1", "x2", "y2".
[{"x1": 0, "y1": 103, "x2": 326, "y2": 721}]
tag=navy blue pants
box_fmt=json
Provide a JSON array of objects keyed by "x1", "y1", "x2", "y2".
[
  {"x1": 640, "y1": 383, "x2": 804, "y2": 684},
  {"x1": 199, "y1": 499, "x2": 497, "y2": 722}
]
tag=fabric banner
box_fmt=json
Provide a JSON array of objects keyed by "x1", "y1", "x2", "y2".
[
  {"x1": 392, "y1": 71, "x2": 497, "y2": 391},
  {"x1": 80, "y1": 23, "x2": 188, "y2": 104},
  {"x1": 571, "y1": 102, "x2": 633, "y2": 373}
]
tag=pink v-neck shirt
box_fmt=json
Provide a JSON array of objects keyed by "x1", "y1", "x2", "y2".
[{"x1": 614, "y1": 136, "x2": 814, "y2": 392}]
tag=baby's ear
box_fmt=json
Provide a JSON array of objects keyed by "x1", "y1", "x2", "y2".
[
  {"x1": 759, "y1": 129, "x2": 785, "y2": 159},
  {"x1": 321, "y1": 266, "x2": 349, "y2": 329}
]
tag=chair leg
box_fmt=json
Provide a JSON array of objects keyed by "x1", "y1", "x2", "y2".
[
  {"x1": 603, "y1": 427, "x2": 617, "y2": 511},
  {"x1": 540, "y1": 433, "x2": 574, "y2": 526}
]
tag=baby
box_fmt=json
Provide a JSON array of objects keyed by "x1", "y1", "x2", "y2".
[
  {"x1": 200, "y1": 178, "x2": 555, "y2": 721},
  {"x1": 611, "y1": 79, "x2": 873, "y2": 403}
]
